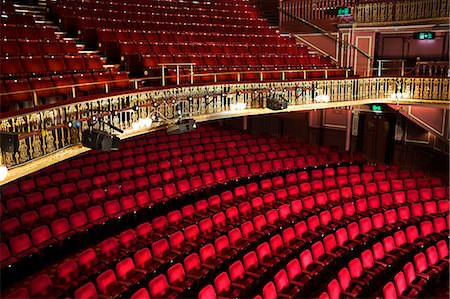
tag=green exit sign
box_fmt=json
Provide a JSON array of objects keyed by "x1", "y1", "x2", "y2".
[
  {"x1": 337, "y1": 7, "x2": 351, "y2": 17},
  {"x1": 372, "y1": 104, "x2": 382, "y2": 112},
  {"x1": 413, "y1": 32, "x2": 435, "y2": 40}
]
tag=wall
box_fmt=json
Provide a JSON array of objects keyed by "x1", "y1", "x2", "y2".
[
  {"x1": 223, "y1": 108, "x2": 350, "y2": 150},
  {"x1": 221, "y1": 107, "x2": 448, "y2": 178},
  {"x1": 375, "y1": 31, "x2": 448, "y2": 61}
]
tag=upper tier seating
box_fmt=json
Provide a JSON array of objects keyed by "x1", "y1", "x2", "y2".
[
  {"x1": 0, "y1": 0, "x2": 130, "y2": 111},
  {"x1": 0, "y1": 0, "x2": 345, "y2": 112}
]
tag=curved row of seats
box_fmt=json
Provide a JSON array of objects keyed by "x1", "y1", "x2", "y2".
[
  {"x1": 1, "y1": 153, "x2": 445, "y2": 279},
  {"x1": 1, "y1": 125, "x2": 341, "y2": 198},
  {"x1": 0, "y1": 126, "x2": 349, "y2": 234},
  {"x1": 0, "y1": 2, "x2": 130, "y2": 111},
  {"x1": 3, "y1": 163, "x2": 446, "y2": 298},
  {"x1": 48, "y1": 0, "x2": 341, "y2": 79},
  {"x1": 382, "y1": 242, "x2": 448, "y2": 299},
  {"x1": 2, "y1": 159, "x2": 445, "y2": 246},
  {"x1": 3, "y1": 160, "x2": 445, "y2": 276}
]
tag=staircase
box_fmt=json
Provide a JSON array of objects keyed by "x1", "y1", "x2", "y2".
[
  {"x1": 250, "y1": 0, "x2": 279, "y2": 27},
  {"x1": 11, "y1": 0, "x2": 117, "y2": 69}
]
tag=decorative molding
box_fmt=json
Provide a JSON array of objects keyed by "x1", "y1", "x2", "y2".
[{"x1": 407, "y1": 106, "x2": 447, "y2": 137}]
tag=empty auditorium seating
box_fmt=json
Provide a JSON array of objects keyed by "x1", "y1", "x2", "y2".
[{"x1": 1, "y1": 122, "x2": 448, "y2": 299}]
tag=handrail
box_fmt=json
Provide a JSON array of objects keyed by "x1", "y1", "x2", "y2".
[
  {"x1": 279, "y1": 8, "x2": 372, "y2": 60},
  {"x1": 354, "y1": 0, "x2": 448, "y2": 24},
  {"x1": 0, "y1": 66, "x2": 349, "y2": 99},
  {"x1": 0, "y1": 76, "x2": 448, "y2": 169}
]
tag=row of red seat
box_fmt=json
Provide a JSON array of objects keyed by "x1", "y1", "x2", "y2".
[
  {"x1": 6, "y1": 189, "x2": 446, "y2": 298},
  {"x1": 1, "y1": 55, "x2": 104, "y2": 78},
  {"x1": 1, "y1": 39, "x2": 79, "y2": 57},
  {"x1": 74, "y1": 17, "x2": 277, "y2": 35},
  {"x1": 70, "y1": 10, "x2": 268, "y2": 26},
  {"x1": 3, "y1": 162, "x2": 445, "y2": 234},
  {"x1": 114, "y1": 42, "x2": 309, "y2": 56},
  {"x1": 320, "y1": 241, "x2": 448, "y2": 299},
  {"x1": 2, "y1": 161, "x2": 446, "y2": 258},
  {"x1": 50, "y1": 0, "x2": 259, "y2": 19},
  {"x1": 47, "y1": 0, "x2": 342, "y2": 82},
  {"x1": 3, "y1": 164, "x2": 447, "y2": 297},
  {"x1": 201, "y1": 215, "x2": 448, "y2": 299},
  {"x1": 1, "y1": 126, "x2": 328, "y2": 197},
  {"x1": 1, "y1": 71, "x2": 130, "y2": 107},
  {"x1": 382, "y1": 243, "x2": 448, "y2": 299},
  {"x1": 98, "y1": 29, "x2": 297, "y2": 46},
  {"x1": 140, "y1": 53, "x2": 329, "y2": 69},
  {"x1": 1, "y1": 24, "x2": 56, "y2": 40}
]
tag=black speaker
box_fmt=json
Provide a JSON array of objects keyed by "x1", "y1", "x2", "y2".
[
  {"x1": 267, "y1": 98, "x2": 288, "y2": 110},
  {"x1": 0, "y1": 132, "x2": 19, "y2": 153},
  {"x1": 167, "y1": 119, "x2": 196, "y2": 135},
  {"x1": 82, "y1": 129, "x2": 119, "y2": 150}
]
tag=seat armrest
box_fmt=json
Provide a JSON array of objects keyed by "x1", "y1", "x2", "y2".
[
  {"x1": 375, "y1": 261, "x2": 388, "y2": 267},
  {"x1": 416, "y1": 273, "x2": 431, "y2": 280}
]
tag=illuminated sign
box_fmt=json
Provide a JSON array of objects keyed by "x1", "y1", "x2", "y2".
[
  {"x1": 371, "y1": 104, "x2": 382, "y2": 112},
  {"x1": 336, "y1": 7, "x2": 351, "y2": 17},
  {"x1": 413, "y1": 32, "x2": 435, "y2": 40}
]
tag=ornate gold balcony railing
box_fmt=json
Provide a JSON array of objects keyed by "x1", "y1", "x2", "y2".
[
  {"x1": 354, "y1": 0, "x2": 449, "y2": 24},
  {"x1": 0, "y1": 75, "x2": 448, "y2": 169},
  {"x1": 280, "y1": 0, "x2": 448, "y2": 25}
]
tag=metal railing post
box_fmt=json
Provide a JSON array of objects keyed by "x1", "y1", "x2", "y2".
[{"x1": 161, "y1": 65, "x2": 166, "y2": 86}]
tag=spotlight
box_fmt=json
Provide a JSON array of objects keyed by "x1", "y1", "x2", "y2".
[
  {"x1": 0, "y1": 165, "x2": 7, "y2": 182},
  {"x1": 132, "y1": 118, "x2": 153, "y2": 130},
  {"x1": 75, "y1": 121, "x2": 81, "y2": 128},
  {"x1": 134, "y1": 105, "x2": 139, "y2": 111},
  {"x1": 167, "y1": 118, "x2": 197, "y2": 135},
  {"x1": 82, "y1": 129, "x2": 120, "y2": 151},
  {"x1": 230, "y1": 103, "x2": 246, "y2": 111},
  {"x1": 92, "y1": 116, "x2": 97, "y2": 121},
  {"x1": 0, "y1": 132, "x2": 19, "y2": 153},
  {"x1": 67, "y1": 122, "x2": 73, "y2": 128},
  {"x1": 314, "y1": 95, "x2": 330, "y2": 103},
  {"x1": 267, "y1": 98, "x2": 288, "y2": 110},
  {"x1": 153, "y1": 102, "x2": 158, "y2": 107}
]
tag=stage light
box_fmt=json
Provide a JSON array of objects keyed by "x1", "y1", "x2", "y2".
[
  {"x1": 0, "y1": 165, "x2": 8, "y2": 182},
  {"x1": 230, "y1": 103, "x2": 246, "y2": 111},
  {"x1": 132, "y1": 118, "x2": 153, "y2": 130},
  {"x1": 82, "y1": 129, "x2": 120, "y2": 151},
  {"x1": 167, "y1": 118, "x2": 196, "y2": 134},
  {"x1": 315, "y1": 95, "x2": 330, "y2": 103},
  {"x1": 67, "y1": 122, "x2": 73, "y2": 128},
  {"x1": 390, "y1": 92, "x2": 409, "y2": 99},
  {"x1": 75, "y1": 121, "x2": 81, "y2": 128}
]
